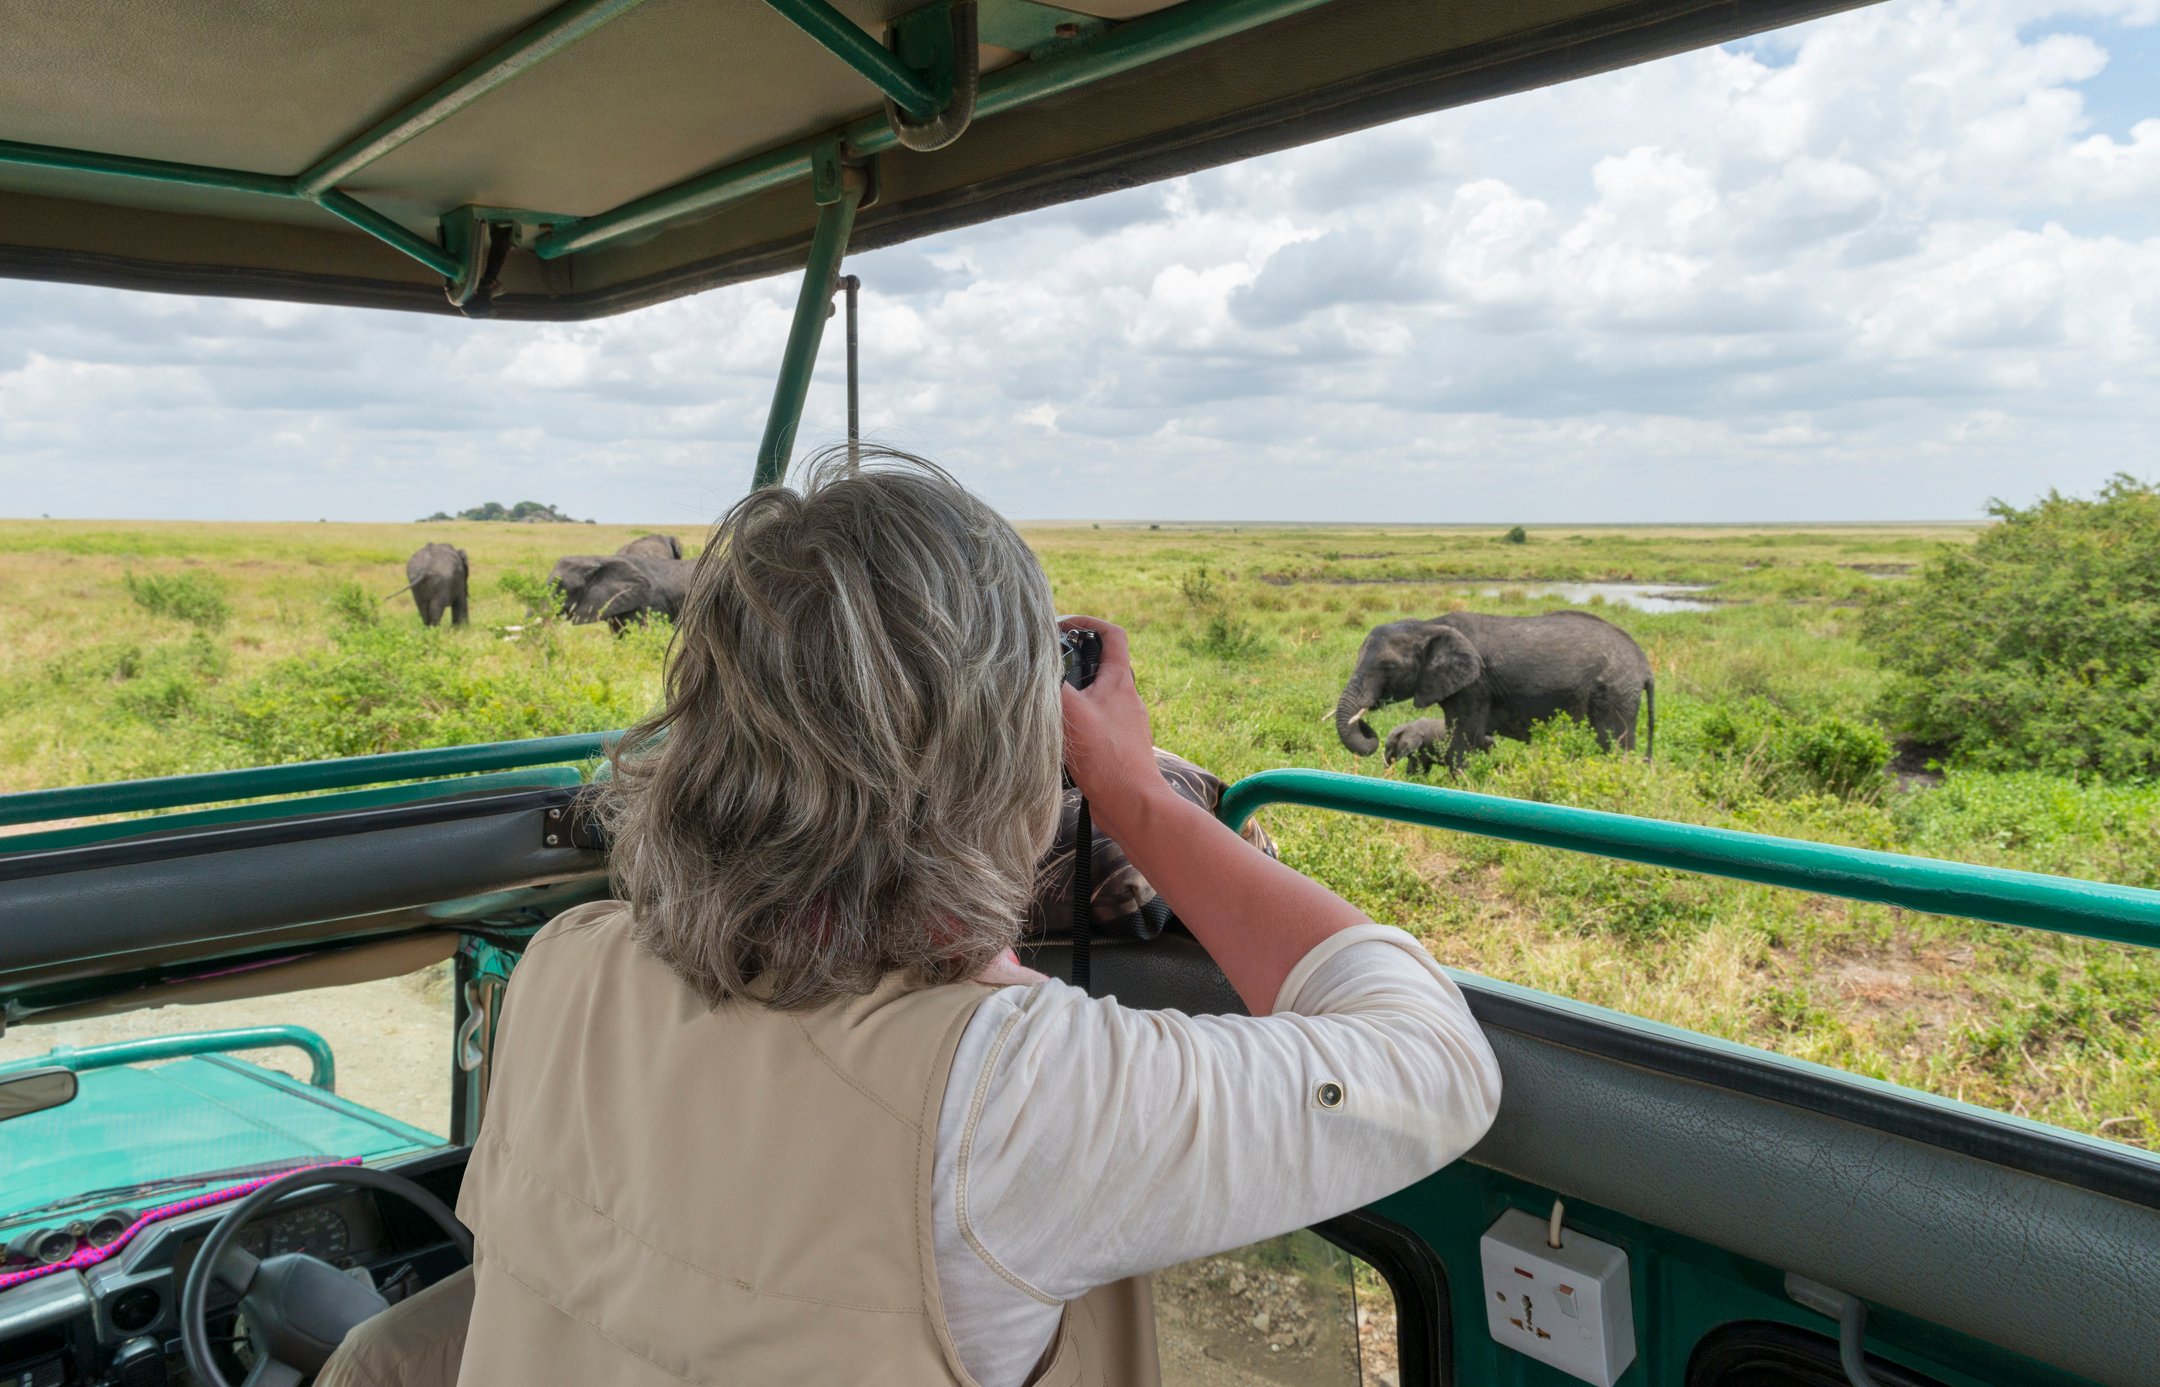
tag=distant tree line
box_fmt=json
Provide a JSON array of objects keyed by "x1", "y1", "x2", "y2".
[{"x1": 421, "y1": 501, "x2": 594, "y2": 524}]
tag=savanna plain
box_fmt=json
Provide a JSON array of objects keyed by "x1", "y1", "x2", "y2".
[{"x1": 2, "y1": 514, "x2": 2155, "y2": 1151}]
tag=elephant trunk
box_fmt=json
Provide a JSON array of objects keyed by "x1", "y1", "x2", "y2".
[{"x1": 1334, "y1": 673, "x2": 1381, "y2": 756}]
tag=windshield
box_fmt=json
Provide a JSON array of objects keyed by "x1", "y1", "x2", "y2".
[{"x1": 0, "y1": 961, "x2": 450, "y2": 1238}]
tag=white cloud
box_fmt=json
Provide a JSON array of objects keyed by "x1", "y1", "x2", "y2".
[{"x1": 1, "y1": 0, "x2": 2157, "y2": 523}]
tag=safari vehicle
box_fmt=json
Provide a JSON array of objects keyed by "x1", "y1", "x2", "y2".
[{"x1": 2, "y1": 1, "x2": 2156, "y2": 1385}]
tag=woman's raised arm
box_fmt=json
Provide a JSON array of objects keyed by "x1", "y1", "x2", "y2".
[{"x1": 1058, "y1": 615, "x2": 1370, "y2": 1015}]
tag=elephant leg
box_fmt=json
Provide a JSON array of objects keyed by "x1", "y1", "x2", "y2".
[
  {"x1": 452, "y1": 592, "x2": 469, "y2": 626},
  {"x1": 1459, "y1": 710, "x2": 1498, "y2": 765},
  {"x1": 1589, "y1": 690, "x2": 1636, "y2": 753}
]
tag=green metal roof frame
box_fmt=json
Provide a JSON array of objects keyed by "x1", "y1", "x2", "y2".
[
  {"x1": 4, "y1": 0, "x2": 1885, "y2": 319},
  {"x1": 4, "y1": 0, "x2": 1886, "y2": 481},
  {"x1": 0, "y1": 0, "x2": 1325, "y2": 301}
]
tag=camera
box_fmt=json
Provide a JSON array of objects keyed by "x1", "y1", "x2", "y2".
[{"x1": 1059, "y1": 627, "x2": 1101, "y2": 689}]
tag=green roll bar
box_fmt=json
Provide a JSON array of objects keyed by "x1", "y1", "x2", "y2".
[
  {"x1": 0, "y1": 0, "x2": 1333, "y2": 298},
  {"x1": 0, "y1": 730, "x2": 618, "y2": 830},
  {"x1": 755, "y1": 157, "x2": 866, "y2": 487},
  {"x1": 1216, "y1": 769, "x2": 2160, "y2": 952},
  {"x1": 0, "y1": 1026, "x2": 337, "y2": 1092}
]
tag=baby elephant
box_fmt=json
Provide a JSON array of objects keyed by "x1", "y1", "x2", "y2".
[{"x1": 1384, "y1": 719, "x2": 1450, "y2": 776}]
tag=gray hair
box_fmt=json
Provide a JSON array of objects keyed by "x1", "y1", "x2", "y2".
[{"x1": 599, "y1": 448, "x2": 1063, "y2": 1009}]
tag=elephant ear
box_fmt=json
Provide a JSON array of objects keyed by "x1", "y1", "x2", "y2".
[{"x1": 1414, "y1": 625, "x2": 1482, "y2": 706}]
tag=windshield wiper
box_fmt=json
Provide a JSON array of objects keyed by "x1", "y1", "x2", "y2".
[{"x1": 4, "y1": 1158, "x2": 326, "y2": 1224}]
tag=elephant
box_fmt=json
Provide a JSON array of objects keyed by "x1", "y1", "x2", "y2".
[
  {"x1": 617, "y1": 533, "x2": 683, "y2": 561},
  {"x1": 1383, "y1": 718, "x2": 1450, "y2": 776},
  {"x1": 550, "y1": 553, "x2": 691, "y2": 633},
  {"x1": 1335, "y1": 611, "x2": 1653, "y2": 770},
  {"x1": 395, "y1": 543, "x2": 469, "y2": 626}
]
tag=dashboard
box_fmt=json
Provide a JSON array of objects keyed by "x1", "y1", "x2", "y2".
[{"x1": 0, "y1": 1153, "x2": 465, "y2": 1387}]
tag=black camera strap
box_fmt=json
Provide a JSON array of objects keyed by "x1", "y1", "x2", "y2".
[{"x1": 1069, "y1": 795, "x2": 1093, "y2": 996}]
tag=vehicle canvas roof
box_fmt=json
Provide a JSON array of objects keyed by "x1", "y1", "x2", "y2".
[{"x1": 4, "y1": 0, "x2": 1871, "y2": 320}]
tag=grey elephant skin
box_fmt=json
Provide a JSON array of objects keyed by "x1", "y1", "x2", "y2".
[
  {"x1": 1336, "y1": 611, "x2": 1654, "y2": 769},
  {"x1": 549, "y1": 553, "x2": 691, "y2": 633},
  {"x1": 401, "y1": 543, "x2": 469, "y2": 627},
  {"x1": 617, "y1": 533, "x2": 683, "y2": 560},
  {"x1": 1384, "y1": 718, "x2": 1451, "y2": 776}
]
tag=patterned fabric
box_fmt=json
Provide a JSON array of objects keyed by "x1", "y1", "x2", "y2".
[
  {"x1": 1027, "y1": 749, "x2": 1275, "y2": 935},
  {"x1": 0, "y1": 1157, "x2": 361, "y2": 1292}
]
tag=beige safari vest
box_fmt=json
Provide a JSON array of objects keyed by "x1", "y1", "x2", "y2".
[{"x1": 453, "y1": 902, "x2": 1157, "y2": 1386}]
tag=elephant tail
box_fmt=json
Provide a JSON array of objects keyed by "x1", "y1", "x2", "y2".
[
  {"x1": 1643, "y1": 675, "x2": 1656, "y2": 762},
  {"x1": 381, "y1": 580, "x2": 418, "y2": 602}
]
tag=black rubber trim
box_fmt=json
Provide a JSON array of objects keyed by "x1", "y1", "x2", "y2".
[
  {"x1": 1313, "y1": 1208, "x2": 1451, "y2": 1387},
  {"x1": 1458, "y1": 976, "x2": 2160, "y2": 1212},
  {"x1": 0, "y1": 0, "x2": 1877, "y2": 321},
  {"x1": 0, "y1": 787, "x2": 574, "y2": 884},
  {"x1": 1686, "y1": 1321, "x2": 1949, "y2": 1387}
]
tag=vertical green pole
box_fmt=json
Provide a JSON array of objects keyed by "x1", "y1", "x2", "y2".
[
  {"x1": 842, "y1": 273, "x2": 862, "y2": 465},
  {"x1": 753, "y1": 174, "x2": 863, "y2": 489}
]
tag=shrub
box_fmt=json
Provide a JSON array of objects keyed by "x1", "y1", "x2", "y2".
[
  {"x1": 1177, "y1": 565, "x2": 1265, "y2": 661},
  {"x1": 1889, "y1": 770, "x2": 2160, "y2": 886},
  {"x1": 1501, "y1": 526, "x2": 1529, "y2": 545},
  {"x1": 328, "y1": 581, "x2": 380, "y2": 628},
  {"x1": 124, "y1": 570, "x2": 230, "y2": 630},
  {"x1": 497, "y1": 570, "x2": 561, "y2": 618},
  {"x1": 215, "y1": 623, "x2": 650, "y2": 762},
  {"x1": 1863, "y1": 475, "x2": 2160, "y2": 780},
  {"x1": 1698, "y1": 698, "x2": 1888, "y2": 799}
]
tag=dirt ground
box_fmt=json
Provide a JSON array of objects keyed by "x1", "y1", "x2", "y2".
[
  {"x1": 1153, "y1": 1249, "x2": 1398, "y2": 1387},
  {"x1": 1, "y1": 964, "x2": 454, "y2": 1139}
]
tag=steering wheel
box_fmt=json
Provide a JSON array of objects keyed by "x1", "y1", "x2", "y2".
[{"x1": 180, "y1": 1166, "x2": 473, "y2": 1387}]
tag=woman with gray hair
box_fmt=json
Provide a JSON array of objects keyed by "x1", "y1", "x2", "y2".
[{"x1": 443, "y1": 450, "x2": 1501, "y2": 1387}]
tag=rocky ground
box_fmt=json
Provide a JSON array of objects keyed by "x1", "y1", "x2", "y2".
[{"x1": 1152, "y1": 1249, "x2": 1397, "y2": 1386}]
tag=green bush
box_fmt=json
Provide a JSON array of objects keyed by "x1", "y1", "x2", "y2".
[
  {"x1": 216, "y1": 623, "x2": 650, "y2": 762},
  {"x1": 1176, "y1": 565, "x2": 1265, "y2": 661},
  {"x1": 1864, "y1": 475, "x2": 2160, "y2": 780},
  {"x1": 328, "y1": 581, "x2": 380, "y2": 628},
  {"x1": 497, "y1": 570, "x2": 561, "y2": 618},
  {"x1": 123, "y1": 570, "x2": 230, "y2": 630},
  {"x1": 1501, "y1": 526, "x2": 1528, "y2": 545},
  {"x1": 1890, "y1": 770, "x2": 2160, "y2": 886},
  {"x1": 1698, "y1": 698, "x2": 1888, "y2": 799}
]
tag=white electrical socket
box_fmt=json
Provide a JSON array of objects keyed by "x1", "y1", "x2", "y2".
[{"x1": 1479, "y1": 1208, "x2": 1636, "y2": 1386}]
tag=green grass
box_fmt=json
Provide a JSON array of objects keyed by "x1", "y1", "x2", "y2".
[{"x1": 1, "y1": 517, "x2": 2154, "y2": 1149}]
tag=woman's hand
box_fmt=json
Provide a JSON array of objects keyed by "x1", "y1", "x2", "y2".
[
  {"x1": 1057, "y1": 616, "x2": 1175, "y2": 841},
  {"x1": 1056, "y1": 617, "x2": 1371, "y2": 1015}
]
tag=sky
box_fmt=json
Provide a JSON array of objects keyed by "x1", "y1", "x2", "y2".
[{"x1": 1, "y1": 0, "x2": 2157, "y2": 525}]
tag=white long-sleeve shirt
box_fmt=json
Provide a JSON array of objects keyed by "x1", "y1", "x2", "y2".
[{"x1": 931, "y1": 924, "x2": 1502, "y2": 1386}]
